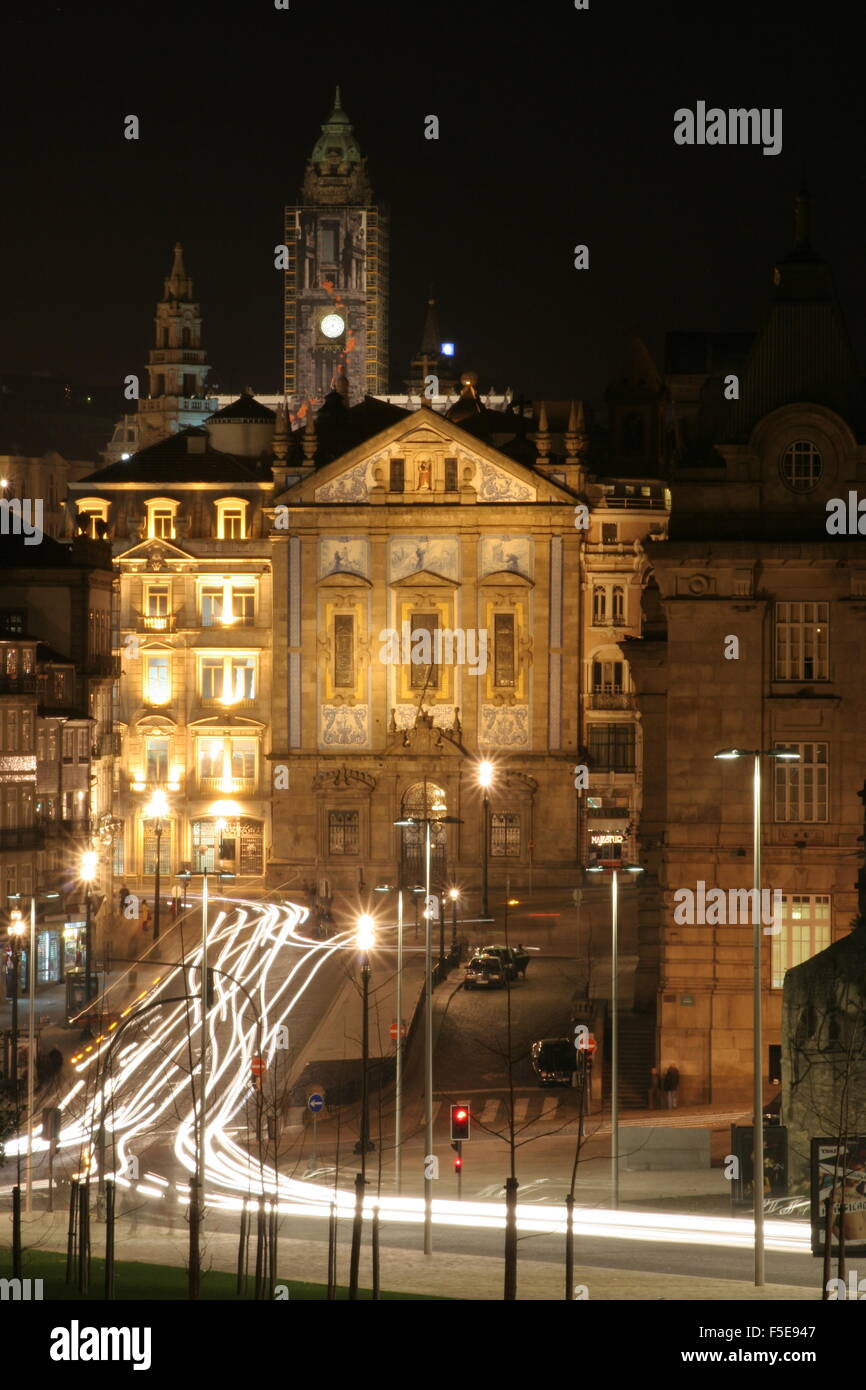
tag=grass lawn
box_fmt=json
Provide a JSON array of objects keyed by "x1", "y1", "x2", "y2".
[{"x1": 10, "y1": 1248, "x2": 448, "y2": 1300}]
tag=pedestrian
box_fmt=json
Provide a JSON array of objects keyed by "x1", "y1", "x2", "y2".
[
  {"x1": 662, "y1": 1064, "x2": 680, "y2": 1109},
  {"x1": 118, "y1": 883, "x2": 131, "y2": 914},
  {"x1": 648, "y1": 1066, "x2": 661, "y2": 1109}
]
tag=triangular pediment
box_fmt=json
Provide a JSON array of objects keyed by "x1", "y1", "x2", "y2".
[
  {"x1": 391, "y1": 568, "x2": 457, "y2": 589},
  {"x1": 118, "y1": 537, "x2": 195, "y2": 564},
  {"x1": 273, "y1": 407, "x2": 575, "y2": 508}
]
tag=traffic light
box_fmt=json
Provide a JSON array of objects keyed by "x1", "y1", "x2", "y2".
[
  {"x1": 451, "y1": 1141, "x2": 463, "y2": 1172},
  {"x1": 450, "y1": 1103, "x2": 470, "y2": 1142}
]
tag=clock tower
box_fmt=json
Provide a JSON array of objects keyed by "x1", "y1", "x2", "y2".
[{"x1": 284, "y1": 88, "x2": 390, "y2": 408}]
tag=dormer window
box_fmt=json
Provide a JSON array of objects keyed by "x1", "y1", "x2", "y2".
[
  {"x1": 145, "y1": 499, "x2": 179, "y2": 539},
  {"x1": 216, "y1": 498, "x2": 248, "y2": 540},
  {"x1": 76, "y1": 498, "x2": 109, "y2": 537}
]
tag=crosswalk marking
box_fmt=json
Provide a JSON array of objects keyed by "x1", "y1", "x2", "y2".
[
  {"x1": 479, "y1": 1099, "x2": 500, "y2": 1126},
  {"x1": 513, "y1": 1097, "x2": 529, "y2": 1124}
]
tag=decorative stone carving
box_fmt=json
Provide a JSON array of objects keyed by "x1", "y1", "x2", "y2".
[
  {"x1": 476, "y1": 460, "x2": 534, "y2": 502},
  {"x1": 312, "y1": 765, "x2": 377, "y2": 792},
  {"x1": 320, "y1": 704, "x2": 369, "y2": 746},
  {"x1": 315, "y1": 457, "x2": 370, "y2": 503},
  {"x1": 481, "y1": 704, "x2": 530, "y2": 746}
]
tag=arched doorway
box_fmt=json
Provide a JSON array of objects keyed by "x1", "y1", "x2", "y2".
[
  {"x1": 400, "y1": 781, "x2": 448, "y2": 890},
  {"x1": 192, "y1": 817, "x2": 264, "y2": 875}
]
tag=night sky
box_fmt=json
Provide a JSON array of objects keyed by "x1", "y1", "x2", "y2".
[{"x1": 3, "y1": 0, "x2": 863, "y2": 414}]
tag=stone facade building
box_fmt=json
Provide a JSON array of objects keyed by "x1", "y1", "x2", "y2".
[{"x1": 625, "y1": 197, "x2": 866, "y2": 1105}]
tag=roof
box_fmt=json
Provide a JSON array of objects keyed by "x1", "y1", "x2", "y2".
[
  {"x1": 300, "y1": 394, "x2": 411, "y2": 465},
  {"x1": 0, "y1": 530, "x2": 113, "y2": 572},
  {"x1": 206, "y1": 392, "x2": 276, "y2": 424},
  {"x1": 78, "y1": 427, "x2": 264, "y2": 484}
]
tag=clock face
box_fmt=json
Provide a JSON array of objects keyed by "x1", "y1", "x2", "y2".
[{"x1": 320, "y1": 313, "x2": 345, "y2": 339}]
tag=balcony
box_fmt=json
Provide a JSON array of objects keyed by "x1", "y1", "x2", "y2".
[
  {"x1": 197, "y1": 777, "x2": 259, "y2": 796},
  {"x1": 0, "y1": 674, "x2": 39, "y2": 695},
  {"x1": 587, "y1": 691, "x2": 635, "y2": 710},
  {"x1": 0, "y1": 827, "x2": 44, "y2": 851},
  {"x1": 135, "y1": 613, "x2": 179, "y2": 633}
]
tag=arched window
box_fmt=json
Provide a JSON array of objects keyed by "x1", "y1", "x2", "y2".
[
  {"x1": 592, "y1": 586, "x2": 607, "y2": 624},
  {"x1": 612, "y1": 586, "x2": 625, "y2": 623}
]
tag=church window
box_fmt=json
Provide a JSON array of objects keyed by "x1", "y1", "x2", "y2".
[
  {"x1": 389, "y1": 458, "x2": 405, "y2": 493},
  {"x1": 409, "y1": 613, "x2": 438, "y2": 690},
  {"x1": 445, "y1": 458, "x2": 458, "y2": 491},
  {"x1": 328, "y1": 810, "x2": 359, "y2": 856},
  {"x1": 490, "y1": 812, "x2": 521, "y2": 857},
  {"x1": 334, "y1": 614, "x2": 355, "y2": 688},
  {"x1": 780, "y1": 441, "x2": 823, "y2": 493},
  {"x1": 493, "y1": 613, "x2": 516, "y2": 688}
]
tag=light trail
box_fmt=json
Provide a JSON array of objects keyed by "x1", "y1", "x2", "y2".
[{"x1": 7, "y1": 894, "x2": 813, "y2": 1259}]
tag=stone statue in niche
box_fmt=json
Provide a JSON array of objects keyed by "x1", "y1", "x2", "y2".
[{"x1": 417, "y1": 458, "x2": 432, "y2": 491}]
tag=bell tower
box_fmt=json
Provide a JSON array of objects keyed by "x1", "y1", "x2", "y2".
[
  {"x1": 283, "y1": 88, "x2": 390, "y2": 408},
  {"x1": 140, "y1": 243, "x2": 214, "y2": 448}
]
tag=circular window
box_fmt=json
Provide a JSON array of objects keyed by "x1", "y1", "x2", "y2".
[{"x1": 780, "y1": 441, "x2": 823, "y2": 493}]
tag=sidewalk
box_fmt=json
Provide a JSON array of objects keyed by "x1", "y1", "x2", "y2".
[{"x1": 0, "y1": 1209, "x2": 818, "y2": 1301}]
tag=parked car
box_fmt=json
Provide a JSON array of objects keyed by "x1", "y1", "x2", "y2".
[
  {"x1": 464, "y1": 953, "x2": 507, "y2": 990},
  {"x1": 531, "y1": 1037, "x2": 576, "y2": 1087},
  {"x1": 480, "y1": 944, "x2": 530, "y2": 979}
]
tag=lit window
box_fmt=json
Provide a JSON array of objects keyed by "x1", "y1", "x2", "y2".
[
  {"x1": 775, "y1": 602, "x2": 829, "y2": 680},
  {"x1": 771, "y1": 895, "x2": 831, "y2": 988},
  {"x1": 201, "y1": 586, "x2": 224, "y2": 627},
  {"x1": 145, "y1": 655, "x2": 170, "y2": 705},
  {"x1": 76, "y1": 499, "x2": 109, "y2": 537},
  {"x1": 145, "y1": 499, "x2": 179, "y2": 539},
  {"x1": 231, "y1": 587, "x2": 255, "y2": 623},
  {"x1": 774, "y1": 742, "x2": 828, "y2": 822},
  {"x1": 216, "y1": 499, "x2": 248, "y2": 540},
  {"x1": 490, "y1": 813, "x2": 521, "y2": 857},
  {"x1": 146, "y1": 738, "x2": 170, "y2": 782}
]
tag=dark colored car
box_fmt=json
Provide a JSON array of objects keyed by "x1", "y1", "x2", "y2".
[
  {"x1": 531, "y1": 1037, "x2": 576, "y2": 1086},
  {"x1": 464, "y1": 953, "x2": 507, "y2": 990},
  {"x1": 480, "y1": 944, "x2": 530, "y2": 979}
]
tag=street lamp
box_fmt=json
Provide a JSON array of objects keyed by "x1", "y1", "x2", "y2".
[
  {"x1": 448, "y1": 887, "x2": 460, "y2": 953},
  {"x1": 478, "y1": 760, "x2": 494, "y2": 919},
  {"x1": 587, "y1": 860, "x2": 643, "y2": 1210},
  {"x1": 713, "y1": 745, "x2": 800, "y2": 1288},
  {"x1": 395, "y1": 806, "x2": 462, "y2": 1256},
  {"x1": 6, "y1": 909, "x2": 26, "y2": 1108},
  {"x1": 375, "y1": 884, "x2": 405, "y2": 1193},
  {"x1": 349, "y1": 912, "x2": 376, "y2": 1300},
  {"x1": 144, "y1": 789, "x2": 169, "y2": 942},
  {"x1": 80, "y1": 848, "x2": 98, "y2": 1004}
]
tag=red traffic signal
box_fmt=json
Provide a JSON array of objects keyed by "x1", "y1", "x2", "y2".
[{"x1": 450, "y1": 1103, "x2": 470, "y2": 1142}]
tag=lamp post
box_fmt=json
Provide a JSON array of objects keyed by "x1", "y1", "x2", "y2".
[
  {"x1": 713, "y1": 746, "x2": 800, "y2": 1288},
  {"x1": 375, "y1": 884, "x2": 404, "y2": 1193},
  {"x1": 587, "y1": 860, "x2": 643, "y2": 1209},
  {"x1": 144, "y1": 789, "x2": 169, "y2": 943},
  {"x1": 395, "y1": 807, "x2": 462, "y2": 1256},
  {"x1": 478, "y1": 760, "x2": 494, "y2": 919},
  {"x1": 449, "y1": 887, "x2": 460, "y2": 954},
  {"x1": 80, "y1": 848, "x2": 98, "y2": 1004},
  {"x1": 7, "y1": 909, "x2": 25, "y2": 1110},
  {"x1": 349, "y1": 912, "x2": 375, "y2": 1299}
]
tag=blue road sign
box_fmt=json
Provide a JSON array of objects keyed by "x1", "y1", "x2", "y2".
[{"x1": 308, "y1": 1092, "x2": 325, "y2": 1114}]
